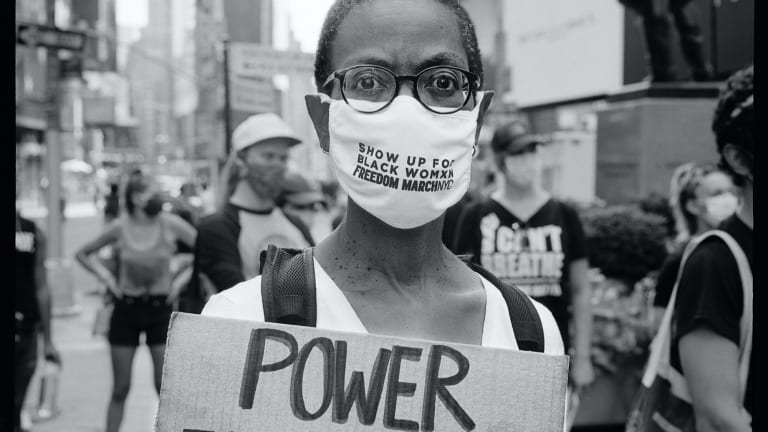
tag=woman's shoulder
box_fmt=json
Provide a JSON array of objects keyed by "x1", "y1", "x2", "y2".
[
  {"x1": 201, "y1": 276, "x2": 264, "y2": 322},
  {"x1": 102, "y1": 217, "x2": 125, "y2": 237},
  {"x1": 161, "y1": 211, "x2": 191, "y2": 227},
  {"x1": 476, "y1": 273, "x2": 565, "y2": 355},
  {"x1": 529, "y1": 298, "x2": 565, "y2": 355}
]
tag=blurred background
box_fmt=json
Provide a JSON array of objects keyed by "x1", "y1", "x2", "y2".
[{"x1": 14, "y1": 0, "x2": 753, "y2": 431}]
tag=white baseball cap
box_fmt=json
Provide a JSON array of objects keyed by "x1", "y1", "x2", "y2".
[{"x1": 232, "y1": 113, "x2": 302, "y2": 153}]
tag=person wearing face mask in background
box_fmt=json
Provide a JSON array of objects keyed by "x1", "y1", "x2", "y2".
[
  {"x1": 203, "y1": 0, "x2": 565, "y2": 376},
  {"x1": 74, "y1": 173, "x2": 196, "y2": 432},
  {"x1": 278, "y1": 171, "x2": 332, "y2": 242},
  {"x1": 179, "y1": 114, "x2": 315, "y2": 314},
  {"x1": 453, "y1": 118, "x2": 595, "y2": 393},
  {"x1": 649, "y1": 162, "x2": 738, "y2": 331}
]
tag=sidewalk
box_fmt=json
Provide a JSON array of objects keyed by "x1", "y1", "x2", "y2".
[
  {"x1": 25, "y1": 294, "x2": 159, "y2": 432},
  {"x1": 21, "y1": 208, "x2": 159, "y2": 432},
  {"x1": 18, "y1": 199, "x2": 101, "y2": 220}
]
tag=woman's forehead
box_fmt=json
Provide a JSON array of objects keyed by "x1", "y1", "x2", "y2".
[
  {"x1": 698, "y1": 171, "x2": 733, "y2": 191},
  {"x1": 330, "y1": 0, "x2": 467, "y2": 73}
]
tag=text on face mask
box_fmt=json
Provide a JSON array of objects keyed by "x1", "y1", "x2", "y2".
[{"x1": 353, "y1": 143, "x2": 457, "y2": 192}]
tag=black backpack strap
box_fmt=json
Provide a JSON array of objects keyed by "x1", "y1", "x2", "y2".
[
  {"x1": 462, "y1": 259, "x2": 545, "y2": 353},
  {"x1": 259, "y1": 245, "x2": 317, "y2": 326}
]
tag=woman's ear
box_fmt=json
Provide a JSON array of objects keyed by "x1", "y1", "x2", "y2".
[
  {"x1": 474, "y1": 91, "x2": 495, "y2": 147},
  {"x1": 305, "y1": 95, "x2": 330, "y2": 153}
]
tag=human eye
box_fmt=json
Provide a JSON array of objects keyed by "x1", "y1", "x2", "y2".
[
  {"x1": 347, "y1": 67, "x2": 391, "y2": 94},
  {"x1": 422, "y1": 69, "x2": 464, "y2": 93}
]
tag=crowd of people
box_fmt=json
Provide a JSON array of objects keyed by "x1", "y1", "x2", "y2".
[{"x1": 14, "y1": 0, "x2": 752, "y2": 430}]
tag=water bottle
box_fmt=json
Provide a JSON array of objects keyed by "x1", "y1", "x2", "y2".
[{"x1": 35, "y1": 360, "x2": 61, "y2": 421}]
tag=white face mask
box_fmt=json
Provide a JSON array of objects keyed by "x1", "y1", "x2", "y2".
[
  {"x1": 704, "y1": 192, "x2": 739, "y2": 224},
  {"x1": 323, "y1": 92, "x2": 490, "y2": 229}
]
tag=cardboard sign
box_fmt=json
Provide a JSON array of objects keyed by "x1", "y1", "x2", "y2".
[{"x1": 156, "y1": 313, "x2": 569, "y2": 432}]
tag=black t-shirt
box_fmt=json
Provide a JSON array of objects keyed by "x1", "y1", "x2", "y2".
[
  {"x1": 671, "y1": 215, "x2": 753, "y2": 417},
  {"x1": 454, "y1": 197, "x2": 588, "y2": 350},
  {"x1": 653, "y1": 247, "x2": 684, "y2": 307},
  {"x1": 15, "y1": 216, "x2": 41, "y2": 330}
]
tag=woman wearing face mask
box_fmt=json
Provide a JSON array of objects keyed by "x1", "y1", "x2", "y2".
[
  {"x1": 202, "y1": 0, "x2": 564, "y2": 357},
  {"x1": 75, "y1": 173, "x2": 196, "y2": 432},
  {"x1": 650, "y1": 162, "x2": 738, "y2": 329}
]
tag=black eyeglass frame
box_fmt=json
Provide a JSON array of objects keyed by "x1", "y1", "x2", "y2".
[{"x1": 322, "y1": 64, "x2": 482, "y2": 114}]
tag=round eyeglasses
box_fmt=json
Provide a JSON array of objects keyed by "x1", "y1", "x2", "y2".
[{"x1": 322, "y1": 64, "x2": 481, "y2": 114}]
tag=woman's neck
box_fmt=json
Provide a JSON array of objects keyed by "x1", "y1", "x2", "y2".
[
  {"x1": 315, "y1": 200, "x2": 452, "y2": 289},
  {"x1": 229, "y1": 181, "x2": 274, "y2": 211},
  {"x1": 491, "y1": 179, "x2": 551, "y2": 215},
  {"x1": 496, "y1": 177, "x2": 547, "y2": 201},
  {"x1": 129, "y1": 211, "x2": 156, "y2": 225}
]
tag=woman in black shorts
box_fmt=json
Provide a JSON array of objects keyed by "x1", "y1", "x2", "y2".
[{"x1": 75, "y1": 173, "x2": 196, "y2": 432}]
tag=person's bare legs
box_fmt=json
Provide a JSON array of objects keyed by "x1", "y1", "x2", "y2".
[
  {"x1": 107, "y1": 345, "x2": 137, "y2": 432},
  {"x1": 148, "y1": 344, "x2": 166, "y2": 395}
]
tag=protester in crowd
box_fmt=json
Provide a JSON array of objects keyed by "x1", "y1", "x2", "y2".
[
  {"x1": 637, "y1": 191, "x2": 677, "y2": 253},
  {"x1": 672, "y1": 65, "x2": 753, "y2": 430},
  {"x1": 453, "y1": 119, "x2": 594, "y2": 387},
  {"x1": 650, "y1": 162, "x2": 737, "y2": 329},
  {"x1": 198, "y1": 180, "x2": 216, "y2": 216},
  {"x1": 103, "y1": 182, "x2": 121, "y2": 224},
  {"x1": 202, "y1": 0, "x2": 564, "y2": 357},
  {"x1": 181, "y1": 113, "x2": 315, "y2": 313},
  {"x1": 618, "y1": 0, "x2": 713, "y2": 82},
  {"x1": 171, "y1": 182, "x2": 204, "y2": 229},
  {"x1": 443, "y1": 155, "x2": 495, "y2": 253},
  {"x1": 277, "y1": 171, "x2": 332, "y2": 241},
  {"x1": 15, "y1": 210, "x2": 61, "y2": 432},
  {"x1": 74, "y1": 173, "x2": 196, "y2": 432}
]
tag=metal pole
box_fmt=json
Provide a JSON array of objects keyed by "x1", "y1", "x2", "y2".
[
  {"x1": 168, "y1": 0, "x2": 177, "y2": 161},
  {"x1": 223, "y1": 37, "x2": 232, "y2": 157},
  {"x1": 45, "y1": 0, "x2": 63, "y2": 261},
  {"x1": 710, "y1": 0, "x2": 719, "y2": 77}
]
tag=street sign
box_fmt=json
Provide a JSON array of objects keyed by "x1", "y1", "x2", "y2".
[
  {"x1": 17, "y1": 23, "x2": 86, "y2": 52},
  {"x1": 230, "y1": 75, "x2": 277, "y2": 113},
  {"x1": 229, "y1": 42, "x2": 314, "y2": 77}
]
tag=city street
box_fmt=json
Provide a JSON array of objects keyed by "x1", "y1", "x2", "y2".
[
  {"x1": 21, "y1": 202, "x2": 158, "y2": 432},
  {"x1": 15, "y1": 0, "x2": 753, "y2": 430}
]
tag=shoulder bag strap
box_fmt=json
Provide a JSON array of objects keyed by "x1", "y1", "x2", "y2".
[
  {"x1": 645, "y1": 230, "x2": 752, "y2": 403},
  {"x1": 281, "y1": 208, "x2": 316, "y2": 247},
  {"x1": 701, "y1": 230, "x2": 752, "y2": 403}
]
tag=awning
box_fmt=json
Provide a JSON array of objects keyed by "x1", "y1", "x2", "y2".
[{"x1": 61, "y1": 159, "x2": 93, "y2": 174}]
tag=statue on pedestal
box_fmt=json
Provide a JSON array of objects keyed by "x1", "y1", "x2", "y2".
[{"x1": 620, "y1": 0, "x2": 715, "y2": 82}]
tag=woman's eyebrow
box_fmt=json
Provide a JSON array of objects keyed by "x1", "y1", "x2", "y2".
[
  {"x1": 415, "y1": 52, "x2": 467, "y2": 71},
  {"x1": 342, "y1": 56, "x2": 392, "y2": 69}
]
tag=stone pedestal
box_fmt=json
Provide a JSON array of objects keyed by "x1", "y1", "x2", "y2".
[{"x1": 595, "y1": 82, "x2": 721, "y2": 204}]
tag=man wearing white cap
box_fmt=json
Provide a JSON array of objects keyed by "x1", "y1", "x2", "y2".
[{"x1": 181, "y1": 114, "x2": 315, "y2": 312}]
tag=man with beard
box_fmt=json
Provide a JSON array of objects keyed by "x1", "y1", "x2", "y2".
[{"x1": 181, "y1": 114, "x2": 314, "y2": 313}]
